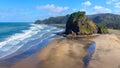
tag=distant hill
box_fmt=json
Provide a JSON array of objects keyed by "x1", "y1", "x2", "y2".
[
  {"x1": 35, "y1": 15, "x2": 69, "y2": 24},
  {"x1": 88, "y1": 13, "x2": 120, "y2": 29},
  {"x1": 35, "y1": 13, "x2": 120, "y2": 29}
]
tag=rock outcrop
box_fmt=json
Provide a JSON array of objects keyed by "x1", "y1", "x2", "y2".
[{"x1": 65, "y1": 11, "x2": 98, "y2": 35}]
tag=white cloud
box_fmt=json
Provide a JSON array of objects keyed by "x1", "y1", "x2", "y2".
[
  {"x1": 114, "y1": 9, "x2": 120, "y2": 13},
  {"x1": 115, "y1": 2, "x2": 120, "y2": 8},
  {"x1": 72, "y1": 8, "x2": 77, "y2": 11},
  {"x1": 80, "y1": 9, "x2": 86, "y2": 11},
  {"x1": 93, "y1": 6, "x2": 112, "y2": 13},
  {"x1": 36, "y1": 4, "x2": 69, "y2": 13},
  {"x1": 81, "y1": 1, "x2": 91, "y2": 6},
  {"x1": 114, "y1": 2, "x2": 120, "y2": 13},
  {"x1": 106, "y1": 0, "x2": 120, "y2": 9},
  {"x1": 106, "y1": 0, "x2": 120, "y2": 13},
  {"x1": 106, "y1": 0, "x2": 118, "y2": 4}
]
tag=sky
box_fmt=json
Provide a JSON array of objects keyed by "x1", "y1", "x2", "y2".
[{"x1": 0, "y1": 0, "x2": 120, "y2": 22}]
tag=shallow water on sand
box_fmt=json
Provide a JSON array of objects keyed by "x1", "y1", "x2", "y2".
[{"x1": 84, "y1": 42, "x2": 96, "y2": 68}]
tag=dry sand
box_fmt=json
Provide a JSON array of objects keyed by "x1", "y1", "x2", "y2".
[{"x1": 88, "y1": 34, "x2": 120, "y2": 68}]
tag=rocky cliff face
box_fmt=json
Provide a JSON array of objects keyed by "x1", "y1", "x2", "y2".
[{"x1": 65, "y1": 11, "x2": 98, "y2": 35}]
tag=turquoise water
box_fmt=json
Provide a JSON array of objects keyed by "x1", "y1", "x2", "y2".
[
  {"x1": 0, "y1": 23, "x2": 31, "y2": 42},
  {"x1": 0, "y1": 23, "x2": 64, "y2": 59}
]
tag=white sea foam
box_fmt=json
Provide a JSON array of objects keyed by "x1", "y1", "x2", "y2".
[
  {"x1": 0, "y1": 24, "x2": 64, "y2": 59},
  {"x1": 0, "y1": 27, "x2": 38, "y2": 48}
]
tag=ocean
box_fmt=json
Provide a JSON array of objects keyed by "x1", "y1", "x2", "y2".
[{"x1": 0, "y1": 23, "x2": 64, "y2": 59}]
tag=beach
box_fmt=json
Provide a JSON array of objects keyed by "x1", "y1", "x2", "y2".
[
  {"x1": 0, "y1": 38, "x2": 93, "y2": 68},
  {"x1": 38, "y1": 39, "x2": 91, "y2": 68},
  {"x1": 15, "y1": 39, "x2": 91, "y2": 68},
  {"x1": 1, "y1": 1, "x2": 120, "y2": 67},
  {"x1": 0, "y1": 33, "x2": 120, "y2": 68}
]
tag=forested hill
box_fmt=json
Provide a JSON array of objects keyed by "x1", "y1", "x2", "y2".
[
  {"x1": 35, "y1": 15, "x2": 69, "y2": 24},
  {"x1": 35, "y1": 13, "x2": 120, "y2": 29},
  {"x1": 88, "y1": 13, "x2": 120, "y2": 29}
]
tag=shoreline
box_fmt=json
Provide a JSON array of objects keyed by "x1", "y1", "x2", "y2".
[
  {"x1": 0, "y1": 38, "x2": 94, "y2": 68},
  {"x1": 0, "y1": 33, "x2": 120, "y2": 68},
  {"x1": 0, "y1": 35, "x2": 58, "y2": 68}
]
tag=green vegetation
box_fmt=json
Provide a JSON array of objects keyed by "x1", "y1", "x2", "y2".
[
  {"x1": 65, "y1": 11, "x2": 98, "y2": 35},
  {"x1": 35, "y1": 15, "x2": 69, "y2": 24},
  {"x1": 88, "y1": 13, "x2": 120, "y2": 29},
  {"x1": 35, "y1": 13, "x2": 120, "y2": 29},
  {"x1": 97, "y1": 25, "x2": 108, "y2": 34}
]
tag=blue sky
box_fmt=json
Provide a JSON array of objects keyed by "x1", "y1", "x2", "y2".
[{"x1": 0, "y1": 0, "x2": 120, "y2": 22}]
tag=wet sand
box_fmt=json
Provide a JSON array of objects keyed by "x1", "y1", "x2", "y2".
[
  {"x1": 38, "y1": 39, "x2": 90, "y2": 68},
  {"x1": 0, "y1": 39, "x2": 92, "y2": 68},
  {"x1": 0, "y1": 53, "x2": 40, "y2": 68}
]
